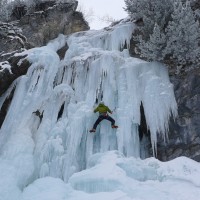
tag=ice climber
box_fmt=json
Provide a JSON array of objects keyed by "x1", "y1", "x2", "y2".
[{"x1": 89, "y1": 101, "x2": 118, "y2": 133}]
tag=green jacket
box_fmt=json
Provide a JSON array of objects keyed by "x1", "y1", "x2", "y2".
[{"x1": 94, "y1": 103, "x2": 112, "y2": 115}]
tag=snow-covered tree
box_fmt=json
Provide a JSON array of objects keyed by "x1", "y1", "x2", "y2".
[
  {"x1": 138, "y1": 23, "x2": 167, "y2": 61},
  {"x1": 125, "y1": 0, "x2": 173, "y2": 61},
  {"x1": 0, "y1": 0, "x2": 10, "y2": 22},
  {"x1": 165, "y1": 0, "x2": 200, "y2": 66},
  {"x1": 125, "y1": 0, "x2": 200, "y2": 69},
  {"x1": 125, "y1": 0, "x2": 173, "y2": 39}
]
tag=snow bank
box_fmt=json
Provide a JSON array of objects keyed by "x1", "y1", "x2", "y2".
[
  {"x1": 20, "y1": 151, "x2": 200, "y2": 200},
  {"x1": 68, "y1": 151, "x2": 200, "y2": 199}
]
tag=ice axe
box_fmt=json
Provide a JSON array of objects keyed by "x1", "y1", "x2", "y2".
[{"x1": 111, "y1": 107, "x2": 117, "y2": 114}]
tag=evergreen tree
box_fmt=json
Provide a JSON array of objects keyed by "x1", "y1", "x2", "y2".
[
  {"x1": 165, "y1": 0, "x2": 200, "y2": 66},
  {"x1": 138, "y1": 23, "x2": 167, "y2": 61},
  {"x1": 125, "y1": 0, "x2": 149, "y2": 21},
  {"x1": 125, "y1": 0, "x2": 172, "y2": 22},
  {"x1": 125, "y1": 0, "x2": 200, "y2": 69},
  {"x1": 125, "y1": 0, "x2": 173, "y2": 39}
]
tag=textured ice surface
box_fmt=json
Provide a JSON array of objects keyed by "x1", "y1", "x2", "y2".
[
  {"x1": 0, "y1": 21, "x2": 180, "y2": 200},
  {"x1": 20, "y1": 151, "x2": 200, "y2": 200},
  {"x1": 69, "y1": 151, "x2": 200, "y2": 194}
]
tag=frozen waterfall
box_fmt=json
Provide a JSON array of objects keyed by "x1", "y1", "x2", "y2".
[{"x1": 0, "y1": 20, "x2": 179, "y2": 200}]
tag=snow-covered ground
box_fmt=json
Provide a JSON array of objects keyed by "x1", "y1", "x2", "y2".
[
  {"x1": 21, "y1": 151, "x2": 200, "y2": 200},
  {"x1": 0, "y1": 20, "x2": 198, "y2": 200}
]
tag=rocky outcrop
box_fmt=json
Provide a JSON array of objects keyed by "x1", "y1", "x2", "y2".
[
  {"x1": 0, "y1": 54, "x2": 31, "y2": 128},
  {"x1": 157, "y1": 68, "x2": 200, "y2": 161},
  {"x1": 0, "y1": 21, "x2": 27, "y2": 62},
  {"x1": 128, "y1": 30, "x2": 200, "y2": 162},
  {"x1": 0, "y1": 55, "x2": 31, "y2": 96},
  {"x1": 0, "y1": 1, "x2": 89, "y2": 62},
  {"x1": 18, "y1": 1, "x2": 89, "y2": 47},
  {"x1": 0, "y1": 1, "x2": 89, "y2": 94},
  {"x1": 0, "y1": 1, "x2": 89, "y2": 128}
]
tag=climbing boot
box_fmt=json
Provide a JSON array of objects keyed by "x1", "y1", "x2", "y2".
[{"x1": 112, "y1": 125, "x2": 118, "y2": 129}]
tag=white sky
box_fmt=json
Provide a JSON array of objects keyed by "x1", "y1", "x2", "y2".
[{"x1": 77, "y1": 0, "x2": 127, "y2": 30}]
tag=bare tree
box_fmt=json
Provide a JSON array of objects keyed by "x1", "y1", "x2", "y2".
[
  {"x1": 99, "y1": 14, "x2": 116, "y2": 24},
  {"x1": 77, "y1": 3, "x2": 94, "y2": 23}
]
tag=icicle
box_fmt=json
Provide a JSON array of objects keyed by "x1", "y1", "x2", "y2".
[{"x1": 0, "y1": 20, "x2": 178, "y2": 199}]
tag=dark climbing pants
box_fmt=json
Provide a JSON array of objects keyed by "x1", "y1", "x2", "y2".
[{"x1": 93, "y1": 115, "x2": 115, "y2": 130}]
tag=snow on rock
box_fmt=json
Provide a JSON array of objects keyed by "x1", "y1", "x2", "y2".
[
  {"x1": 0, "y1": 20, "x2": 181, "y2": 200},
  {"x1": 0, "y1": 61, "x2": 12, "y2": 74}
]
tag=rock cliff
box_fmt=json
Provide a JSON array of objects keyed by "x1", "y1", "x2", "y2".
[
  {"x1": 0, "y1": 0, "x2": 89, "y2": 93},
  {"x1": 0, "y1": 1, "x2": 89, "y2": 62},
  {"x1": 157, "y1": 68, "x2": 200, "y2": 161},
  {"x1": 0, "y1": 0, "x2": 89, "y2": 127},
  {"x1": 129, "y1": 21, "x2": 200, "y2": 162}
]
